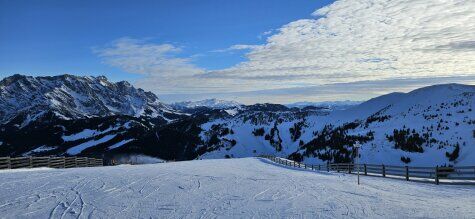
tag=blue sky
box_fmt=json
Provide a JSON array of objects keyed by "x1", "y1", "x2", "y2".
[
  {"x1": 0, "y1": 0, "x2": 330, "y2": 80},
  {"x1": 1, "y1": 0, "x2": 474, "y2": 103}
]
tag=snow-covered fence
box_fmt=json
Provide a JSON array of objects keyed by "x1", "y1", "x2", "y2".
[
  {"x1": 259, "y1": 155, "x2": 475, "y2": 185},
  {"x1": 0, "y1": 156, "x2": 103, "y2": 170}
]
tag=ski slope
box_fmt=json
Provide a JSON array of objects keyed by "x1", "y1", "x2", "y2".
[{"x1": 0, "y1": 158, "x2": 474, "y2": 218}]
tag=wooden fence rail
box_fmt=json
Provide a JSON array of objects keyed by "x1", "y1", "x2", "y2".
[
  {"x1": 0, "y1": 156, "x2": 103, "y2": 170},
  {"x1": 259, "y1": 155, "x2": 475, "y2": 185}
]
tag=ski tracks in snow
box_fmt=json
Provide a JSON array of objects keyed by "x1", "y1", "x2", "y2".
[{"x1": 0, "y1": 158, "x2": 474, "y2": 218}]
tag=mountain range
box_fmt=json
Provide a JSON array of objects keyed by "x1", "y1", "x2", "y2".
[
  {"x1": 171, "y1": 98, "x2": 242, "y2": 111},
  {"x1": 0, "y1": 74, "x2": 177, "y2": 126},
  {"x1": 0, "y1": 74, "x2": 473, "y2": 166},
  {"x1": 285, "y1": 100, "x2": 362, "y2": 111}
]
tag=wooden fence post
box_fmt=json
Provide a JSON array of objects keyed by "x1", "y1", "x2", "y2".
[
  {"x1": 337, "y1": 164, "x2": 340, "y2": 173},
  {"x1": 311, "y1": 164, "x2": 314, "y2": 170},
  {"x1": 348, "y1": 163, "x2": 351, "y2": 174},
  {"x1": 7, "y1": 157, "x2": 11, "y2": 169},
  {"x1": 304, "y1": 163, "x2": 306, "y2": 169},
  {"x1": 435, "y1": 166, "x2": 439, "y2": 185},
  {"x1": 382, "y1": 165, "x2": 386, "y2": 177},
  {"x1": 327, "y1": 164, "x2": 329, "y2": 172},
  {"x1": 29, "y1": 157, "x2": 33, "y2": 168},
  {"x1": 318, "y1": 164, "x2": 321, "y2": 171},
  {"x1": 405, "y1": 166, "x2": 409, "y2": 181},
  {"x1": 364, "y1": 164, "x2": 367, "y2": 175}
]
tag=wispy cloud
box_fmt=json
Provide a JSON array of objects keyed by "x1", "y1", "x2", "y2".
[
  {"x1": 93, "y1": 38, "x2": 268, "y2": 94},
  {"x1": 257, "y1": 30, "x2": 273, "y2": 39},
  {"x1": 95, "y1": 0, "x2": 475, "y2": 102},
  {"x1": 212, "y1": 44, "x2": 261, "y2": 53},
  {"x1": 93, "y1": 37, "x2": 202, "y2": 78},
  {"x1": 93, "y1": 38, "x2": 209, "y2": 94}
]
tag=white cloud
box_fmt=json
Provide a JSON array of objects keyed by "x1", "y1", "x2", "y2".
[
  {"x1": 205, "y1": 0, "x2": 475, "y2": 89},
  {"x1": 94, "y1": 38, "x2": 193, "y2": 77},
  {"x1": 96, "y1": 0, "x2": 475, "y2": 102}
]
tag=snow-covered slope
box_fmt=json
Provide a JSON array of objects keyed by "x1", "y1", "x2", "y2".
[
  {"x1": 0, "y1": 74, "x2": 175, "y2": 125},
  {"x1": 0, "y1": 158, "x2": 473, "y2": 218},
  {"x1": 198, "y1": 84, "x2": 475, "y2": 166},
  {"x1": 171, "y1": 98, "x2": 242, "y2": 110}
]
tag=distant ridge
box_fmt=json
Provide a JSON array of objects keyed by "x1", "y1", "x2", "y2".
[{"x1": 171, "y1": 98, "x2": 242, "y2": 110}]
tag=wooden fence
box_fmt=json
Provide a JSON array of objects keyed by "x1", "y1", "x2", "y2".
[
  {"x1": 260, "y1": 155, "x2": 475, "y2": 185},
  {"x1": 0, "y1": 156, "x2": 103, "y2": 170}
]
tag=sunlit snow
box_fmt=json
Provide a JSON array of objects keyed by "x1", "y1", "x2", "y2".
[{"x1": 0, "y1": 158, "x2": 473, "y2": 218}]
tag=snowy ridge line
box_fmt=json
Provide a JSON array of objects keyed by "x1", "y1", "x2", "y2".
[
  {"x1": 259, "y1": 155, "x2": 475, "y2": 185},
  {"x1": 0, "y1": 156, "x2": 103, "y2": 170}
]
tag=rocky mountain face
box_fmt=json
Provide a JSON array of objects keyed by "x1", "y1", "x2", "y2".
[
  {"x1": 0, "y1": 74, "x2": 177, "y2": 126},
  {"x1": 0, "y1": 75, "x2": 473, "y2": 167}
]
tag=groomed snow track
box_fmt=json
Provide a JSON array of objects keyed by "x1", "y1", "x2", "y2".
[{"x1": 0, "y1": 158, "x2": 474, "y2": 218}]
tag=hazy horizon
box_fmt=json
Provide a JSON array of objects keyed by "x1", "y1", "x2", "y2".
[{"x1": 1, "y1": 73, "x2": 474, "y2": 105}]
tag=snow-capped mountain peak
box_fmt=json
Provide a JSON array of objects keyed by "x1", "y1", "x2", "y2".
[{"x1": 0, "y1": 74, "x2": 175, "y2": 125}]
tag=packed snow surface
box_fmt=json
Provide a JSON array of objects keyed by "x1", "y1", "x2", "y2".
[{"x1": 0, "y1": 158, "x2": 473, "y2": 218}]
